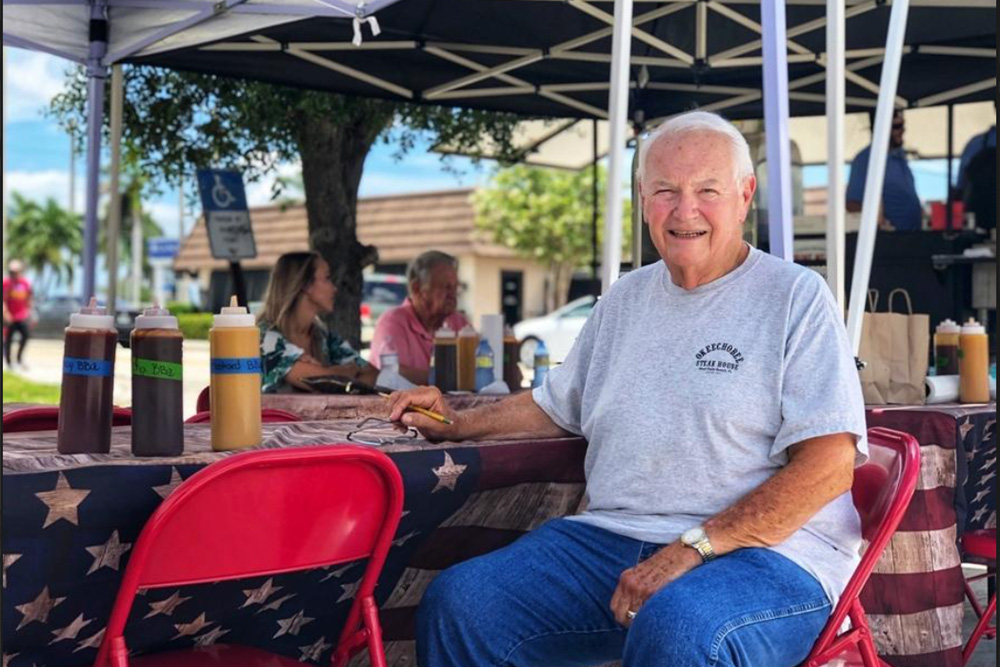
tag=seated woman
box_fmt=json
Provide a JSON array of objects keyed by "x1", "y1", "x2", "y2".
[{"x1": 259, "y1": 251, "x2": 378, "y2": 393}]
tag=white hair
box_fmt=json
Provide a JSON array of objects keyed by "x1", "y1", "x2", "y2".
[{"x1": 636, "y1": 111, "x2": 755, "y2": 187}]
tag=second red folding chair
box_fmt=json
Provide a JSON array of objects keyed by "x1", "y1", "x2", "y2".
[
  {"x1": 2, "y1": 405, "x2": 133, "y2": 433},
  {"x1": 962, "y1": 528, "x2": 996, "y2": 664},
  {"x1": 95, "y1": 445, "x2": 404, "y2": 667},
  {"x1": 801, "y1": 427, "x2": 921, "y2": 667},
  {"x1": 184, "y1": 408, "x2": 301, "y2": 424}
]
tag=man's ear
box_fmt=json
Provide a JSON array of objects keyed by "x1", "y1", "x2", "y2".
[{"x1": 742, "y1": 175, "x2": 757, "y2": 211}]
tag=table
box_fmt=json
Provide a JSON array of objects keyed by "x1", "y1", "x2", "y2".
[
  {"x1": 2, "y1": 406, "x2": 993, "y2": 667},
  {"x1": 261, "y1": 392, "x2": 511, "y2": 422},
  {"x1": 1, "y1": 420, "x2": 587, "y2": 667},
  {"x1": 864, "y1": 403, "x2": 996, "y2": 667}
]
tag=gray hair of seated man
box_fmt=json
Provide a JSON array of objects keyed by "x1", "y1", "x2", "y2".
[
  {"x1": 407, "y1": 250, "x2": 459, "y2": 295},
  {"x1": 636, "y1": 110, "x2": 755, "y2": 188}
]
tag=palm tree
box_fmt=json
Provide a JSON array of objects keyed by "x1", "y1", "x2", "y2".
[
  {"x1": 6, "y1": 192, "x2": 84, "y2": 297},
  {"x1": 99, "y1": 162, "x2": 164, "y2": 292}
]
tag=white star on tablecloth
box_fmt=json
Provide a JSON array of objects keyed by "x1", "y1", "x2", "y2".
[
  {"x1": 193, "y1": 625, "x2": 231, "y2": 647},
  {"x1": 393, "y1": 531, "x2": 420, "y2": 548},
  {"x1": 974, "y1": 488, "x2": 992, "y2": 504},
  {"x1": 972, "y1": 506, "x2": 991, "y2": 524},
  {"x1": 298, "y1": 637, "x2": 332, "y2": 663},
  {"x1": 35, "y1": 473, "x2": 91, "y2": 528},
  {"x1": 978, "y1": 470, "x2": 996, "y2": 487},
  {"x1": 255, "y1": 594, "x2": 296, "y2": 615},
  {"x1": 431, "y1": 452, "x2": 467, "y2": 493},
  {"x1": 50, "y1": 614, "x2": 93, "y2": 644},
  {"x1": 85, "y1": 531, "x2": 132, "y2": 575},
  {"x1": 242, "y1": 578, "x2": 282, "y2": 608},
  {"x1": 959, "y1": 419, "x2": 975, "y2": 440},
  {"x1": 15, "y1": 586, "x2": 67, "y2": 630},
  {"x1": 173, "y1": 613, "x2": 214, "y2": 639},
  {"x1": 143, "y1": 591, "x2": 192, "y2": 619},
  {"x1": 319, "y1": 564, "x2": 354, "y2": 583},
  {"x1": 72, "y1": 628, "x2": 105, "y2": 653},
  {"x1": 273, "y1": 609, "x2": 314, "y2": 638},
  {"x1": 153, "y1": 468, "x2": 185, "y2": 500},
  {"x1": 3, "y1": 554, "x2": 22, "y2": 588},
  {"x1": 338, "y1": 580, "x2": 361, "y2": 604}
]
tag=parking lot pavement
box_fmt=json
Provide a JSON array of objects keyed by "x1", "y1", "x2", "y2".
[{"x1": 8, "y1": 337, "x2": 212, "y2": 418}]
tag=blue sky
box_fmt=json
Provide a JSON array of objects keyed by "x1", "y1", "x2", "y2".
[{"x1": 5, "y1": 48, "x2": 963, "y2": 243}]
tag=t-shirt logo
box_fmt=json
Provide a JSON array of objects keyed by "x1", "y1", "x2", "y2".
[{"x1": 695, "y1": 342, "x2": 745, "y2": 374}]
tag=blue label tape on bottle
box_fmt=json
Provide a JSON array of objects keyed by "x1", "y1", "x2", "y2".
[
  {"x1": 63, "y1": 357, "x2": 113, "y2": 377},
  {"x1": 210, "y1": 357, "x2": 262, "y2": 375}
]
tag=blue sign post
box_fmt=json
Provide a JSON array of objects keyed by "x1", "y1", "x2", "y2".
[{"x1": 196, "y1": 169, "x2": 257, "y2": 307}]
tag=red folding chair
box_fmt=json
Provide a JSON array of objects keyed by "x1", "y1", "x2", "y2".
[
  {"x1": 2, "y1": 405, "x2": 133, "y2": 433},
  {"x1": 184, "y1": 408, "x2": 301, "y2": 424},
  {"x1": 962, "y1": 528, "x2": 996, "y2": 664},
  {"x1": 802, "y1": 427, "x2": 921, "y2": 667},
  {"x1": 195, "y1": 386, "x2": 210, "y2": 413},
  {"x1": 95, "y1": 445, "x2": 404, "y2": 667}
]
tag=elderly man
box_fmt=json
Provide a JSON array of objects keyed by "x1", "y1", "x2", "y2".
[
  {"x1": 370, "y1": 250, "x2": 470, "y2": 385},
  {"x1": 389, "y1": 111, "x2": 867, "y2": 667}
]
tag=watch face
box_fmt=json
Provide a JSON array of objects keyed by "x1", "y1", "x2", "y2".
[{"x1": 682, "y1": 527, "x2": 705, "y2": 545}]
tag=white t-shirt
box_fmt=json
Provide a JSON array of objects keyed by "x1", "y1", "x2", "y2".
[{"x1": 533, "y1": 247, "x2": 868, "y2": 604}]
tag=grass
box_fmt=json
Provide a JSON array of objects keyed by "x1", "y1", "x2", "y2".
[{"x1": 3, "y1": 371, "x2": 60, "y2": 405}]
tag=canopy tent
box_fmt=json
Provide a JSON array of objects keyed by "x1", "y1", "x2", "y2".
[{"x1": 3, "y1": 0, "x2": 996, "y2": 353}]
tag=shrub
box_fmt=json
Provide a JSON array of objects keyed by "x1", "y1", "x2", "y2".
[
  {"x1": 166, "y1": 302, "x2": 200, "y2": 316},
  {"x1": 177, "y1": 313, "x2": 213, "y2": 340}
]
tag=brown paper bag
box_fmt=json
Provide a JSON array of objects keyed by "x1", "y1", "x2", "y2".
[{"x1": 857, "y1": 289, "x2": 930, "y2": 405}]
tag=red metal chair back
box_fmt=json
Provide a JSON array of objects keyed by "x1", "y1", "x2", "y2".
[
  {"x1": 97, "y1": 445, "x2": 403, "y2": 667},
  {"x1": 195, "y1": 386, "x2": 210, "y2": 413},
  {"x1": 2, "y1": 405, "x2": 132, "y2": 433},
  {"x1": 183, "y1": 408, "x2": 301, "y2": 424},
  {"x1": 803, "y1": 427, "x2": 921, "y2": 667}
]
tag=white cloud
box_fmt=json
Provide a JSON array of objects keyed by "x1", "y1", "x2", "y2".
[
  {"x1": 7, "y1": 169, "x2": 82, "y2": 210},
  {"x1": 244, "y1": 161, "x2": 302, "y2": 207},
  {"x1": 5, "y1": 50, "x2": 75, "y2": 123}
]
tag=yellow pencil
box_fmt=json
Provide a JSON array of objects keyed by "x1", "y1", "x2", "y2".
[{"x1": 377, "y1": 392, "x2": 453, "y2": 425}]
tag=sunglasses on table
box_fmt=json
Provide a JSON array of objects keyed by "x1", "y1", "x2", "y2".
[{"x1": 346, "y1": 417, "x2": 419, "y2": 446}]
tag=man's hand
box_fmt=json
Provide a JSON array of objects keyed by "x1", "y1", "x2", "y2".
[
  {"x1": 610, "y1": 542, "x2": 702, "y2": 627},
  {"x1": 387, "y1": 386, "x2": 461, "y2": 441}
]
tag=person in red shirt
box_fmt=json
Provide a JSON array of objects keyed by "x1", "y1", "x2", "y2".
[
  {"x1": 3, "y1": 259, "x2": 34, "y2": 370},
  {"x1": 370, "y1": 251, "x2": 470, "y2": 385}
]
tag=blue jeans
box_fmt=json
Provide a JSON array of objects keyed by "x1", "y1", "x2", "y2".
[{"x1": 417, "y1": 519, "x2": 831, "y2": 667}]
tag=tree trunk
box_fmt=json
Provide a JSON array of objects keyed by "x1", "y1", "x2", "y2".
[{"x1": 296, "y1": 111, "x2": 392, "y2": 349}]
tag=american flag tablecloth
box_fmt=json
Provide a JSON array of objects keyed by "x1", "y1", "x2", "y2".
[
  {"x1": 1, "y1": 420, "x2": 586, "y2": 667},
  {"x1": 864, "y1": 404, "x2": 996, "y2": 667}
]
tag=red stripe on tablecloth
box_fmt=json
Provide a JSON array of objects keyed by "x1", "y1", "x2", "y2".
[
  {"x1": 861, "y1": 566, "x2": 966, "y2": 615},
  {"x1": 897, "y1": 487, "x2": 962, "y2": 533},
  {"x1": 409, "y1": 526, "x2": 525, "y2": 570},
  {"x1": 477, "y1": 438, "x2": 587, "y2": 489},
  {"x1": 882, "y1": 648, "x2": 964, "y2": 667},
  {"x1": 866, "y1": 411, "x2": 960, "y2": 450}
]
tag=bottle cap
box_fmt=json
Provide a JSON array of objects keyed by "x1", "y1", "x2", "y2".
[
  {"x1": 459, "y1": 324, "x2": 478, "y2": 337},
  {"x1": 476, "y1": 338, "x2": 493, "y2": 353},
  {"x1": 134, "y1": 304, "x2": 179, "y2": 330},
  {"x1": 69, "y1": 297, "x2": 115, "y2": 331},
  {"x1": 213, "y1": 295, "x2": 256, "y2": 328},
  {"x1": 504, "y1": 324, "x2": 516, "y2": 338},
  {"x1": 535, "y1": 339, "x2": 549, "y2": 355},
  {"x1": 961, "y1": 318, "x2": 986, "y2": 335},
  {"x1": 434, "y1": 324, "x2": 456, "y2": 339},
  {"x1": 936, "y1": 319, "x2": 961, "y2": 335}
]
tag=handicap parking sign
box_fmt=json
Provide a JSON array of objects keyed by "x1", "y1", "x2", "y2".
[{"x1": 196, "y1": 169, "x2": 257, "y2": 261}]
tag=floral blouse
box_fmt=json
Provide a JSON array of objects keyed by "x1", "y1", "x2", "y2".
[{"x1": 259, "y1": 320, "x2": 368, "y2": 393}]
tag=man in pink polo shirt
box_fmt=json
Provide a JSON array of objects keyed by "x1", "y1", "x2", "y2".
[
  {"x1": 3, "y1": 259, "x2": 34, "y2": 371},
  {"x1": 371, "y1": 250, "x2": 470, "y2": 385}
]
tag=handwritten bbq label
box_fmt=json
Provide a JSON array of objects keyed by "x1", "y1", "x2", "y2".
[
  {"x1": 133, "y1": 358, "x2": 183, "y2": 381},
  {"x1": 63, "y1": 357, "x2": 113, "y2": 377},
  {"x1": 210, "y1": 357, "x2": 262, "y2": 375}
]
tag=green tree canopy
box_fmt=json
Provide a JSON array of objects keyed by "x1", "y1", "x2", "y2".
[
  {"x1": 6, "y1": 192, "x2": 84, "y2": 298},
  {"x1": 474, "y1": 165, "x2": 632, "y2": 310},
  {"x1": 51, "y1": 67, "x2": 526, "y2": 346}
]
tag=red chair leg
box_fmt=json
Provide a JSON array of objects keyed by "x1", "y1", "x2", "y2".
[
  {"x1": 963, "y1": 594, "x2": 996, "y2": 664},
  {"x1": 362, "y1": 596, "x2": 387, "y2": 667}
]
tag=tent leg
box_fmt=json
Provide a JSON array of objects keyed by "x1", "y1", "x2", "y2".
[
  {"x1": 106, "y1": 65, "x2": 124, "y2": 311},
  {"x1": 845, "y1": 0, "x2": 911, "y2": 355},
  {"x1": 826, "y1": 0, "x2": 847, "y2": 310},
  {"x1": 601, "y1": 0, "x2": 634, "y2": 293},
  {"x1": 761, "y1": 0, "x2": 794, "y2": 261},
  {"x1": 591, "y1": 118, "x2": 599, "y2": 291},
  {"x1": 82, "y1": 67, "x2": 107, "y2": 302}
]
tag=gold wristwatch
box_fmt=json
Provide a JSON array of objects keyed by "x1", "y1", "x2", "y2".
[{"x1": 680, "y1": 526, "x2": 717, "y2": 564}]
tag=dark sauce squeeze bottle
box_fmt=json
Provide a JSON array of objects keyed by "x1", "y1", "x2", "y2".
[{"x1": 131, "y1": 305, "x2": 184, "y2": 456}]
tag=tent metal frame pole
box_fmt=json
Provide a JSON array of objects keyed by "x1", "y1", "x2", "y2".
[
  {"x1": 106, "y1": 65, "x2": 125, "y2": 312},
  {"x1": 846, "y1": 0, "x2": 911, "y2": 355},
  {"x1": 2, "y1": 49, "x2": 7, "y2": 271},
  {"x1": 826, "y1": 0, "x2": 846, "y2": 309},
  {"x1": 946, "y1": 103, "x2": 955, "y2": 230},
  {"x1": 82, "y1": 2, "x2": 109, "y2": 302},
  {"x1": 601, "y1": 0, "x2": 634, "y2": 292},
  {"x1": 631, "y1": 131, "x2": 644, "y2": 272},
  {"x1": 761, "y1": 0, "x2": 794, "y2": 261},
  {"x1": 1, "y1": 33, "x2": 82, "y2": 62},
  {"x1": 592, "y1": 119, "x2": 600, "y2": 286},
  {"x1": 916, "y1": 78, "x2": 997, "y2": 107}
]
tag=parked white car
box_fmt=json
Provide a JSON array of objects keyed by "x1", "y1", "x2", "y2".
[{"x1": 513, "y1": 295, "x2": 596, "y2": 367}]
